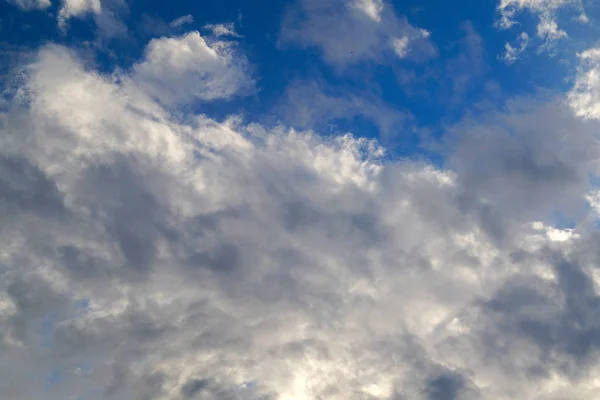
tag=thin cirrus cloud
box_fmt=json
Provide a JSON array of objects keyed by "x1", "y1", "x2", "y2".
[
  {"x1": 2, "y1": 18, "x2": 600, "y2": 398},
  {"x1": 279, "y1": 0, "x2": 436, "y2": 68}
]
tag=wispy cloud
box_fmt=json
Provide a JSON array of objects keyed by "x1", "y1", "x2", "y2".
[{"x1": 280, "y1": 0, "x2": 436, "y2": 68}]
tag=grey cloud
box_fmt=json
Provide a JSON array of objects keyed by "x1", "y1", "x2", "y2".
[
  {"x1": 0, "y1": 155, "x2": 65, "y2": 217},
  {"x1": 277, "y1": 80, "x2": 410, "y2": 138},
  {"x1": 448, "y1": 98, "x2": 599, "y2": 228},
  {"x1": 280, "y1": 0, "x2": 436, "y2": 68},
  {"x1": 424, "y1": 371, "x2": 480, "y2": 400},
  {"x1": 2, "y1": 43, "x2": 600, "y2": 400}
]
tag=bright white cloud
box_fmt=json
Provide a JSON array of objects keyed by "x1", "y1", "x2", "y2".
[
  {"x1": 568, "y1": 48, "x2": 600, "y2": 120},
  {"x1": 7, "y1": 0, "x2": 50, "y2": 10},
  {"x1": 280, "y1": 0, "x2": 436, "y2": 67},
  {"x1": 131, "y1": 31, "x2": 254, "y2": 105},
  {"x1": 349, "y1": 0, "x2": 383, "y2": 22}
]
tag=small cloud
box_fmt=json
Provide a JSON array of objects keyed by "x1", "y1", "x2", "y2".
[
  {"x1": 391, "y1": 36, "x2": 410, "y2": 58},
  {"x1": 170, "y1": 14, "x2": 194, "y2": 28},
  {"x1": 500, "y1": 32, "x2": 529, "y2": 64},
  {"x1": 131, "y1": 30, "x2": 254, "y2": 105},
  {"x1": 203, "y1": 22, "x2": 240, "y2": 37}
]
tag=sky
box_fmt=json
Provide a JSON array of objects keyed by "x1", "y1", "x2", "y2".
[{"x1": 3, "y1": 0, "x2": 600, "y2": 399}]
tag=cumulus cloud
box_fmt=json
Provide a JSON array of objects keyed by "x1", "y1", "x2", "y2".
[
  {"x1": 131, "y1": 31, "x2": 254, "y2": 106},
  {"x1": 280, "y1": 0, "x2": 436, "y2": 67},
  {"x1": 496, "y1": 0, "x2": 586, "y2": 43},
  {"x1": 2, "y1": 37, "x2": 600, "y2": 400},
  {"x1": 7, "y1": 0, "x2": 50, "y2": 10}
]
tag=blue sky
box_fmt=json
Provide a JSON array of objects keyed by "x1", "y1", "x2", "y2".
[{"x1": 3, "y1": 0, "x2": 600, "y2": 399}]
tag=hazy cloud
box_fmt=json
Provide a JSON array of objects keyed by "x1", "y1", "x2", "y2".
[{"x1": 280, "y1": 0, "x2": 436, "y2": 68}]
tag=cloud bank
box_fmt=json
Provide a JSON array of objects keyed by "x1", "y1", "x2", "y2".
[{"x1": 1, "y1": 24, "x2": 600, "y2": 399}]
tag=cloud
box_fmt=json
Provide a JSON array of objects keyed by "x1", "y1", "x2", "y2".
[
  {"x1": 280, "y1": 0, "x2": 436, "y2": 68},
  {"x1": 57, "y1": 0, "x2": 127, "y2": 38},
  {"x1": 496, "y1": 0, "x2": 586, "y2": 43},
  {"x1": 277, "y1": 80, "x2": 409, "y2": 137},
  {"x1": 7, "y1": 0, "x2": 51, "y2": 10},
  {"x1": 568, "y1": 47, "x2": 600, "y2": 120},
  {"x1": 131, "y1": 31, "x2": 254, "y2": 106},
  {"x1": 203, "y1": 22, "x2": 240, "y2": 37},
  {"x1": 501, "y1": 32, "x2": 529, "y2": 64},
  {"x1": 170, "y1": 14, "x2": 194, "y2": 28},
  {"x1": 58, "y1": 0, "x2": 102, "y2": 29},
  {"x1": 2, "y1": 38, "x2": 600, "y2": 400}
]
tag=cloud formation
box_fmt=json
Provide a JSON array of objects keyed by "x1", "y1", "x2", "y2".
[
  {"x1": 500, "y1": 32, "x2": 529, "y2": 64},
  {"x1": 496, "y1": 0, "x2": 586, "y2": 41},
  {"x1": 1, "y1": 29, "x2": 600, "y2": 400},
  {"x1": 280, "y1": 0, "x2": 436, "y2": 67},
  {"x1": 131, "y1": 31, "x2": 254, "y2": 106}
]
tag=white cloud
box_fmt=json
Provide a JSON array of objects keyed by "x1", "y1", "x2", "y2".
[
  {"x1": 280, "y1": 0, "x2": 436, "y2": 67},
  {"x1": 496, "y1": 0, "x2": 586, "y2": 42},
  {"x1": 58, "y1": 0, "x2": 102, "y2": 29},
  {"x1": 131, "y1": 31, "x2": 254, "y2": 105},
  {"x1": 203, "y1": 22, "x2": 240, "y2": 37},
  {"x1": 7, "y1": 0, "x2": 50, "y2": 10},
  {"x1": 568, "y1": 48, "x2": 600, "y2": 119},
  {"x1": 501, "y1": 32, "x2": 529, "y2": 64},
  {"x1": 56, "y1": 0, "x2": 127, "y2": 37},
  {"x1": 170, "y1": 14, "x2": 194, "y2": 28},
  {"x1": 2, "y1": 40, "x2": 600, "y2": 400},
  {"x1": 349, "y1": 0, "x2": 383, "y2": 22}
]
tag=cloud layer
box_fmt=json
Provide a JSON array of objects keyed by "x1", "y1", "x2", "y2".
[{"x1": 1, "y1": 26, "x2": 600, "y2": 400}]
